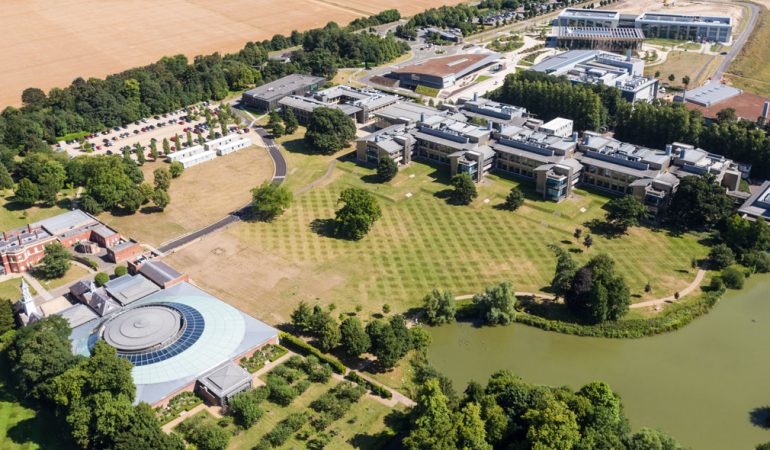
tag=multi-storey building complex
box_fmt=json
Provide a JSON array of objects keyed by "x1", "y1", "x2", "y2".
[
  {"x1": 278, "y1": 85, "x2": 399, "y2": 124},
  {"x1": 241, "y1": 74, "x2": 326, "y2": 111}
]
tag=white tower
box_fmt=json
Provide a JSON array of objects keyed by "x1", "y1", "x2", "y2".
[{"x1": 20, "y1": 279, "x2": 40, "y2": 319}]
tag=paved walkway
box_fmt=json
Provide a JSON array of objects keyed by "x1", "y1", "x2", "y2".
[
  {"x1": 161, "y1": 403, "x2": 207, "y2": 433},
  {"x1": 21, "y1": 273, "x2": 53, "y2": 301}
]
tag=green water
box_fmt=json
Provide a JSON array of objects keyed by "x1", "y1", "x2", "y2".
[{"x1": 427, "y1": 276, "x2": 770, "y2": 449}]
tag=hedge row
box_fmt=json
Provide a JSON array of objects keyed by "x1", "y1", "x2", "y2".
[
  {"x1": 279, "y1": 333, "x2": 346, "y2": 374},
  {"x1": 345, "y1": 371, "x2": 393, "y2": 399},
  {"x1": 514, "y1": 291, "x2": 722, "y2": 339}
]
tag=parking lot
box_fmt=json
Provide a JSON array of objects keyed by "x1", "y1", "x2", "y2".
[{"x1": 55, "y1": 102, "x2": 249, "y2": 158}]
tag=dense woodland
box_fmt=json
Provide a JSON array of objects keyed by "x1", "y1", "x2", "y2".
[{"x1": 494, "y1": 72, "x2": 770, "y2": 178}]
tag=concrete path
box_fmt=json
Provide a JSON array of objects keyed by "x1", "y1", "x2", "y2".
[{"x1": 22, "y1": 273, "x2": 53, "y2": 301}]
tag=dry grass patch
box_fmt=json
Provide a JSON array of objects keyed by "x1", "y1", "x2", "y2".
[
  {"x1": 727, "y1": 6, "x2": 770, "y2": 96},
  {"x1": 102, "y1": 146, "x2": 273, "y2": 247},
  {"x1": 646, "y1": 51, "x2": 720, "y2": 88}
]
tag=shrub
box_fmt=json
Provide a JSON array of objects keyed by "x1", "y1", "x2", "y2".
[
  {"x1": 708, "y1": 244, "x2": 735, "y2": 270},
  {"x1": 307, "y1": 433, "x2": 333, "y2": 450},
  {"x1": 345, "y1": 371, "x2": 392, "y2": 399},
  {"x1": 184, "y1": 422, "x2": 231, "y2": 450},
  {"x1": 169, "y1": 161, "x2": 184, "y2": 178},
  {"x1": 228, "y1": 391, "x2": 264, "y2": 427},
  {"x1": 266, "y1": 376, "x2": 297, "y2": 406},
  {"x1": 295, "y1": 379, "x2": 311, "y2": 395},
  {"x1": 114, "y1": 265, "x2": 128, "y2": 277},
  {"x1": 94, "y1": 272, "x2": 109, "y2": 287},
  {"x1": 741, "y1": 251, "x2": 770, "y2": 273},
  {"x1": 279, "y1": 333, "x2": 346, "y2": 374},
  {"x1": 81, "y1": 257, "x2": 99, "y2": 270},
  {"x1": 270, "y1": 365, "x2": 303, "y2": 383},
  {"x1": 264, "y1": 413, "x2": 307, "y2": 447},
  {"x1": 721, "y1": 267, "x2": 745, "y2": 290},
  {"x1": 709, "y1": 276, "x2": 725, "y2": 293}
]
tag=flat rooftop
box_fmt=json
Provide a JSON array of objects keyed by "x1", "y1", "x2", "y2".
[
  {"x1": 243, "y1": 74, "x2": 325, "y2": 102},
  {"x1": 684, "y1": 90, "x2": 770, "y2": 121},
  {"x1": 683, "y1": 83, "x2": 742, "y2": 107},
  {"x1": 558, "y1": 8, "x2": 620, "y2": 19},
  {"x1": 393, "y1": 53, "x2": 498, "y2": 78},
  {"x1": 530, "y1": 49, "x2": 598, "y2": 73},
  {"x1": 637, "y1": 12, "x2": 731, "y2": 25},
  {"x1": 33, "y1": 210, "x2": 98, "y2": 236},
  {"x1": 555, "y1": 27, "x2": 645, "y2": 40}
]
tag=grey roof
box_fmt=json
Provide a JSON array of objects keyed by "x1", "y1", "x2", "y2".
[
  {"x1": 110, "y1": 240, "x2": 140, "y2": 253},
  {"x1": 555, "y1": 27, "x2": 645, "y2": 40},
  {"x1": 531, "y1": 50, "x2": 598, "y2": 74},
  {"x1": 69, "y1": 280, "x2": 92, "y2": 299},
  {"x1": 139, "y1": 261, "x2": 183, "y2": 287},
  {"x1": 243, "y1": 74, "x2": 325, "y2": 102},
  {"x1": 92, "y1": 225, "x2": 117, "y2": 239},
  {"x1": 683, "y1": 83, "x2": 742, "y2": 107},
  {"x1": 104, "y1": 274, "x2": 161, "y2": 306},
  {"x1": 33, "y1": 210, "x2": 97, "y2": 236},
  {"x1": 279, "y1": 95, "x2": 361, "y2": 116},
  {"x1": 738, "y1": 180, "x2": 770, "y2": 220},
  {"x1": 197, "y1": 361, "x2": 252, "y2": 398},
  {"x1": 86, "y1": 289, "x2": 121, "y2": 317},
  {"x1": 57, "y1": 303, "x2": 99, "y2": 328}
]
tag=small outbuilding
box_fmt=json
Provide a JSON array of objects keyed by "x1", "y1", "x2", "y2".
[{"x1": 196, "y1": 361, "x2": 253, "y2": 408}]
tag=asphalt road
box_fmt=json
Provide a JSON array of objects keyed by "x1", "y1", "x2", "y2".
[
  {"x1": 711, "y1": 1, "x2": 760, "y2": 83},
  {"x1": 157, "y1": 108, "x2": 286, "y2": 254}
]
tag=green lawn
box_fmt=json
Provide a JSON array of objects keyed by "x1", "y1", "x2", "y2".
[
  {"x1": 0, "y1": 278, "x2": 33, "y2": 302},
  {"x1": 0, "y1": 348, "x2": 69, "y2": 449},
  {"x1": 170, "y1": 158, "x2": 707, "y2": 323},
  {"x1": 33, "y1": 264, "x2": 90, "y2": 291}
]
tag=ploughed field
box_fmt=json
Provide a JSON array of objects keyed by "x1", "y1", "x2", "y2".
[{"x1": 0, "y1": 0, "x2": 465, "y2": 108}]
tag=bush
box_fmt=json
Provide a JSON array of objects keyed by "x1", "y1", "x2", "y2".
[
  {"x1": 114, "y1": 265, "x2": 128, "y2": 277},
  {"x1": 307, "y1": 433, "x2": 333, "y2": 450},
  {"x1": 279, "y1": 333, "x2": 346, "y2": 374},
  {"x1": 345, "y1": 371, "x2": 392, "y2": 399},
  {"x1": 184, "y1": 422, "x2": 231, "y2": 450},
  {"x1": 295, "y1": 379, "x2": 312, "y2": 395},
  {"x1": 81, "y1": 257, "x2": 99, "y2": 270},
  {"x1": 264, "y1": 413, "x2": 307, "y2": 447},
  {"x1": 228, "y1": 390, "x2": 264, "y2": 427},
  {"x1": 169, "y1": 161, "x2": 184, "y2": 178},
  {"x1": 94, "y1": 272, "x2": 109, "y2": 287},
  {"x1": 708, "y1": 244, "x2": 735, "y2": 270},
  {"x1": 721, "y1": 267, "x2": 745, "y2": 290},
  {"x1": 708, "y1": 276, "x2": 725, "y2": 293},
  {"x1": 741, "y1": 251, "x2": 770, "y2": 273},
  {"x1": 266, "y1": 376, "x2": 297, "y2": 406}
]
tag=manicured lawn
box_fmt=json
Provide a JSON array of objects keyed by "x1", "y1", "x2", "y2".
[
  {"x1": 275, "y1": 127, "x2": 353, "y2": 193},
  {"x1": 33, "y1": 264, "x2": 90, "y2": 291},
  {"x1": 0, "y1": 278, "x2": 33, "y2": 302},
  {"x1": 168, "y1": 158, "x2": 707, "y2": 325}
]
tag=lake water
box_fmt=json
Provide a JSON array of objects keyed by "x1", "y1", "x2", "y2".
[{"x1": 427, "y1": 275, "x2": 770, "y2": 449}]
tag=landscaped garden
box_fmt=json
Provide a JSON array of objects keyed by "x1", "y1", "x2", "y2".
[
  {"x1": 239, "y1": 344, "x2": 288, "y2": 373},
  {"x1": 156, "y1": 391, "x2": 204, "y2": 425}
]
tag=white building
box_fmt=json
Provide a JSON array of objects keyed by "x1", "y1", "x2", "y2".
[
  {"x1": 539, "y1": 118, "x2": 574, "y2": 138},
  {"x1": 216, "y1": 138, "x2": 252, "y2": 156}
]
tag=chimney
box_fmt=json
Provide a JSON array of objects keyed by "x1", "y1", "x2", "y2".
[
  {"x1": 665, "y1": 144, "x2": 672, "y2": 155},
  {"x1": 626, "y1": 48, "x2": 632, "y2": 61},
  {"x1": 420, "y1": 113, "x2": 425, "y2": 123},
  {"x1": 487, "y1": 120, "x2": 493, "y2": 130},
  {"x1": 763, "y1": 101, "x2": 770, "y2": 119},
  {"x1": 572, "y1": 131, "x2": 578, "y2": 142},
  {"x1": 473, "y1": 92, "x2": 478, "y2": 101}
]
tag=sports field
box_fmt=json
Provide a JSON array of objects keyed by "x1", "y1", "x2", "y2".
[
  {"x1": 0, "y1": 0, "x2": 465, "y2": 108},
  {"x1": 167, "y1": 150, "x2": 707, "y2": 325}
]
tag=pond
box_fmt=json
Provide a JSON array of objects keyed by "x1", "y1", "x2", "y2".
[{"x1": 427, "y1": 275, "x2": 770, "y2": 449}]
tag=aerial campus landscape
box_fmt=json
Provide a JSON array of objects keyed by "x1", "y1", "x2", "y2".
[{"x1": 4, "y1": 1, "x2": 770, "y2": 450}]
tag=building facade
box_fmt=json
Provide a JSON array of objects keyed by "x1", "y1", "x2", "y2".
[{"x1": 241, "y1": 74, "x2": 326, "y2": 111}]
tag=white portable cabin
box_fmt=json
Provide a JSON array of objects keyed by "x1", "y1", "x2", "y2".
[{"x1": 216, "y1": 138, "x2": 252, "y2": 156}]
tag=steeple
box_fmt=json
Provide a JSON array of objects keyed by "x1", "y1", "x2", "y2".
[{"x1": 20, "y1": 278, "x2": 40, "y2": 319}]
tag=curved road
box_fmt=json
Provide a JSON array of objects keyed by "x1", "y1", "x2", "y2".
[
  {"x1": 711, "y1": 0, "x2": 760, "y2": 83},
  {"x1": 157, "y1": 109, "x2": 286, "y2": 254}
]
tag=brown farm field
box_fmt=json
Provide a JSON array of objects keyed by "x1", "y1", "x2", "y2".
[
  {"x1": 0, "y1": 0, "x2": 467, "y2": 109},
  {"x1": 101, "y1": 145, "x2": 274, "y2": 247}
]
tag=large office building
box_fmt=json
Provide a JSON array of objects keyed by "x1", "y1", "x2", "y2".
[
  {"x1": 241, "y1": 74, "x2": 326, "y2": 111},
  {"x1": 738, "y1": 181, "x2": 770, "y2": 223},
  {"x1": 531, "y1": 50, "x2": 659, "y2": 103},
  {"x1": 554, "y1": 8, "x2": 732, "y2": 43},
  {"x1": 386, "y1": 52, "x2": 501, "y2": 90},
  {"x1": 279, "y1": 85, "x2": 399, "y2": 124},
  {"x1": 357, "y1": 96, "x2": 743, "y2": 208},
  {"x1": 64, "y1": 272, "x2": 279, "y2": 407},
  {"x1": 550, "y1": 26, "x2": 646, "y2": 51},
  {"x1": 0, "y1": 210, "x2": 126, "y2": 275}
]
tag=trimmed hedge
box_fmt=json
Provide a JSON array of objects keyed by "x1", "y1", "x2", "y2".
[
  {"x1": 279, "y1": 333, "x2": 346, "y2": 374},
  {"x1": 345, "y1": 371, "x2": 393, "y2": 399}
]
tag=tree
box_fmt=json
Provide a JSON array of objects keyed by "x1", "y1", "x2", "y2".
[
  {"x1": 339, "y1": 317, "x2": 370, "y2": 358},
  {"x1": 366, "y1": 319, "x2": 401, "y2": 369},
  {"x1": 121, "y1": 186, "x2": 146, "y2": 213},
  {"x1": 162, "y1": 138, "x2": 171, "y2": 156},
  {"x1": 605, "y1": 195, "x2": 647, "y2": 232},
  {"x1": 152, "y1": 189, "x2": 171, "y2": 211},
  {"x1": 0, "y1": 299, "x2": 16, "y2": 335},
  {"x1": 333, "y1": 188, "x2": 382, "y2": 240},
  {"x1": 708, "y1": 243, "x2": 735, "y2": 270},
  {"x1": 549, "y1": 244, "x2": 577, "y2": 298},
  {"x1": 228, "y1": 391, "x2": 264, "y2": 427},
  {"x1": 137, "y1": 182, "x2": 154, "y2": 203},
  {"x1": 114, "y1": 266, "x2": 128, "y2": 277},
  {"x1": 317, "y1": 317, "x2": 341, "y2": 352},
  {"x1": 291, "y1": 301, "x2": 313, "y2": 334},
  {"x1": 185, "y1": 421, "x2": 231, "y2": 450},
  {"x1": 450, "y1": 173, "x2": 477, "y2": 205},
  {"x1": 503, "y1": 186, "x2": 525, "y2": 211},
  {"x1": 721, "y1": 267, "x2": 745, "y2": 289},
  {"x1": 305, "y1": 107, "x2": 356, "y2": 154},
  {"x1": 283, "y1": 109, "x2": 299, "y2": 135},
  {"x1": 250, "y1": 182, "x2": 293, "y2": 221},
  {"x1": 668, "y1": 74, "x2": 675, "y2": 82},
  {"x1": 377, "y1": 157, "x2": 398, "y2": 182},
  {"x1": 6, "y1": 315, "x2": 77, "y2": 401},
  {"x1": 135, "y1": 144, "x2": 146, "y2": 166},
  {"x1": 113, "y1": 403, "x2": 185, "y2": 450},
  {"x1": 667, "y1": 175, "x2": 732, "y2": 230},
  {"x1": 21, "y1": 87, "x2": 47, "y2": 108},
  {"x1": 423, "y1": 289, "x2": 456, "y2": 325},
  {"x1": 454, "y1": 402, "x2": 492, "y2": 450},
  {"x1": 149, "y1": 140, "x2": 159, "y2": 160},
  {"x1": 80, "y1": 195, "x2": 102, "y2": 215},
  {"x1": 627, "y1": 428, "x2": 683, "y2": 450},
  {"x1": 186, "y1": 130, "x2": 194, "y2": 147},
  {"x1": 403, "y1": 379, "x2": 457, "y2": 450},
  {"x1": 716, "y1": 108, "x2": 737, "y2": 124},
  {"x1": 584, "y1": 234, "x2": 593, "y2": 248},
  {"x1": 169, "y1": 161, "x2": 184, "y2": 178},
  {"x1": 38, "y1": 243, "x2": 71, "y2": 279},
  {"x1": 94, "y1": 272, "x2": 109, "y2": 287},
  {"x1": 523, "y1": 396, "x2": 581, "y2": 450},
  {"x1": 681, "y1": 75, "x2": 691, "y2": 90},
  {"x1": 153, "y1": 167, "x2": 171, "y2": 191},
  {"x1": 267, "y1": 110, "x2": 285, "y2": 137},
  {"x1": 473, "y1": 282, "x2": 516, "y2": 325},
  {"x1": 566, "y1": 254, "x2": 629, "y2": 323},
  {"x1": 37, "y1": 160, "x2": 67, "y2": 204},
  {"x1": 14, "y1": 178, "x2": 39, "y2": 205},
  {"x1": 0, "y1": 164, "x2": 14, "y2": 190}
]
